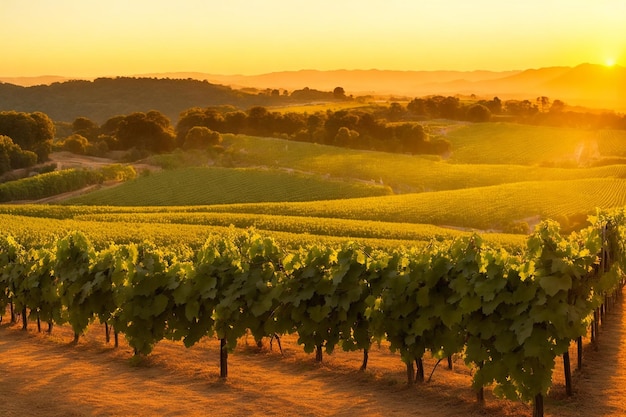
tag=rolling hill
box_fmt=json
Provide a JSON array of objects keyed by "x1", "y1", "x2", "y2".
[
  {"x1": 2, "y1": 64, "x2": 624, "y2": 125},
  {"x1": 58, "y1": 124, "x2": 626, "y2": 234}
]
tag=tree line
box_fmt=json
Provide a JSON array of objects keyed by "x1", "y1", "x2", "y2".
[
  {"x1": 3, "y1": 91, "x2": 625, "y2": 175},
  {"x1": 0, "y1": 77, "x2": 348, "y2": 124},
  {"x1": 50, "y1": 105, "x2": 452, "y2": 159},
  {"x1": 407, "y1": 95, "x2": 626, "y2": 129}
]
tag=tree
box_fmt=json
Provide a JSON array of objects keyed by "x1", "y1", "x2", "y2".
[
  {"x1": 72, "y1": 117, "x2": 99, "y2": 141},
  {"x1": 504, "y1": 100, "x2": 538, "y2": 117},
  {"x1": 223, "y1": 111, "x2": 247, "y2": 134},
  {"x1": 550, "y1": 100, "x2": 566, "y2": 113},
  {"x1": 0, "y1": 136, "x2": 12, "y2": 174},
  {"x1": 183, "y1": 127, "x2": 222, "y2": 150},
  {"x1": 62, "y1": 134, "x2": 89, "y2": 155},
  {"x1": 334, "y1": 127, "x2": 360, "y2": 147},
  {"x1": 466, "y1": 104, "x2": 492, "y2": 122},
  {"x1": 324, "y1": 110, "x2": 359, "y2": 144},
  {"x1": 387, "y1": 102, "x2": 405, "y2": 122},
  {"x1": 478, "y1": 97, "x2": 502, "y2": 115},
  {"x1": 0, "y1": 111, "x2": 55, "y2": 162},
  {"x1": 536, "y1": 96, "x2": 551, "y2": 113},
  {"x1": 333, "y1": 87, "x2": 346, "y2": 99},
  {"x1": 407, "y1": 98, "x2": 428, "y2": 117},
  {"x1": 0, "y1": 135, "x2": 38, "y2": 174},
  {"x1": 246, "y1": 106, "x2": 272, "y2": 135},
  {"x1": 115, "y1": 111, "x2": 176, "y2": 153},
  {"x1": 100, "y1": 115, "x2": 125, "y2": 136},
  {"x1": 394, "y1": 124, "x2": 427, "y2": 154},
  {"x1": 439, "y1": 96, "x2": 460, "y2": 119}
]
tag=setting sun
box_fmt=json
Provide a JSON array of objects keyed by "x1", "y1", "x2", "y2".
[
  {"x1": 606, "y1": 58, "x2": 616, "y2": 67},
  {"x1": 1, "y1": 0, "x2": 625, "y2": 77}
]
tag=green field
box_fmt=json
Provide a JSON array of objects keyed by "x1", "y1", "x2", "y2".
[
  {"x1": 63, "y1": 166, "x2": 390, "y2": 206},
  {"x1": 217, "y1": 132, "x2": 626, "y2": 193},
  {"x1": 2, "y1": 121, "x2": 625, "y2": 249}
]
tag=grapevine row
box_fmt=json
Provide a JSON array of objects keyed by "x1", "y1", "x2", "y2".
[{"x1": 1, "y1": 208, "x2": 625, "y2": 416}]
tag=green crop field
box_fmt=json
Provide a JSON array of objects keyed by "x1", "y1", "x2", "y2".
[
  {"x1": 431, "y1": 123, "x2": 626, "y2": 165},
  {"x1": 64, "y1": 166, "x2": 390, "y2": 206},
  {"x1": 2, "y1": 121, "x2": 625, "y2": 252},
  {"x1": 0, "y1": 205, "x2": 527, "y2": 252},
  {"x1": 218, "y1": 133, "x2": 626, "y2": 193},
  {"x1": 164, "y1": 177, "x2": 623, "y2": 231}
]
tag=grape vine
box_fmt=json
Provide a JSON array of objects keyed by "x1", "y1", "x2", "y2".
[{"x1": 1, "y1": 208, "x2": 625, "y2": 416}]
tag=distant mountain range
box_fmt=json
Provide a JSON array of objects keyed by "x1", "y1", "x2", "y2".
[
  {"x1": 185, "y1": 64, "x2": 625, "y2": 111},
  {"x1": 1, "y1": 64, "x2": 624, "y2": 122}
]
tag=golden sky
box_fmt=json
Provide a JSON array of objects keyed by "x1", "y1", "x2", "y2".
[{"x1": 1, "y1": 0, "x2": 624, "y2": 77}]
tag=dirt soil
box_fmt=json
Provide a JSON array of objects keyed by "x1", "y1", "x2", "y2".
[{"x1": 1, "y1": 292, "x2": 625, "y2": 417}]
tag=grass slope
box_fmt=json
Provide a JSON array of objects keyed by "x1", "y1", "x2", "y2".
[
  {"x1": 6, "y1": 121, "x2": 624, "y2": 243},
  {"x1": 65, "y1": 166, "x2": 390, "y2": 206},
  {"x1": 197, "y1": 178, "x2": 626, "y2": 230},
  {"x1": 221, "y1": 134, "x2": 626, "y2": 193}
]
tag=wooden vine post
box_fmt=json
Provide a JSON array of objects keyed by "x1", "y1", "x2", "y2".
[
  {"x1": 533, "y1": 394, "x2": 544, "y2": 417},
  {"x1": 220, "y1": 338, "x2": 228, "y2": 378},
  {"x1": 563, "y1": 351, "x2": 572, "y2": 396}
]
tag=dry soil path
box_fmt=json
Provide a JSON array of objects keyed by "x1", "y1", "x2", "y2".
[{"x1": 0, "y1": 291, "x2": 625, "y2": 417}]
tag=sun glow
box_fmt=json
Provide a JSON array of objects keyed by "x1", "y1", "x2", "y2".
[
  {"x1": 605, "y1": 58, "x2": 616, "y2": 67},
  {"x1": 0, "y1": 0, "x2": 625, "y2": 76}
]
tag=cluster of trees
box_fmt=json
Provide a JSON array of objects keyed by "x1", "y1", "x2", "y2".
[
  {"x1": 54, "y1": 103, "x2": 450, "y2": 160},
  {"x1": 406, "y1": 95, "x2": 626, "y2": 129},
  {"x1": 55, "y1": 111, "x2": 180, "y2": 157},
  {"x1": 57, "y1": 92, "x2": 625, "y2": 161},
  {"x1": 6, "y1": 91, "x2": 625, "y2": 171},
  {"x1": 2, "y1": 76, "x2": 624, "y2": 133},
  {"x1": 176, "y1": 106, "x2": 451, "y2": 155},
  {"x1": 0, "y1": 111, "x2": 55, "y2": 175},
  {"x1": 0, "y1": 77, "x2": 352, "y2": 124}
]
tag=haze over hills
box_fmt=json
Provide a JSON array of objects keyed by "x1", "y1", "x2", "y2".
[
  {"x1": 0, "y1": 64, "x2": 624, "y2": 122},
  {"x1": 194, "y1": 64, "x2": 626, "y2": 111},
  {"x1": 138, "y1": 64, "x2": 626, "y2": 110}
]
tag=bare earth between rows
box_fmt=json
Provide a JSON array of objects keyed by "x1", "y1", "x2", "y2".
[{"x1": 1, "y1": 291, "x2": 625, "y2": 417}]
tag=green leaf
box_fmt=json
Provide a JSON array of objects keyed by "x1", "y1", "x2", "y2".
[
  {"x1": 538, "y1": 274, "x2": 572, "y2": 296},
  {"x1": 185, "y1": 299, "x2": 200, "y2": 321},
  {"x1": 510, "y1": 317, "x2": 534, "y2": 344},
  {"x1": 309, "y1": 304, "x2": 330, "y2": 323},
  {"x1": 150, "y1": 294, "x2": 169, "y2": 317}
]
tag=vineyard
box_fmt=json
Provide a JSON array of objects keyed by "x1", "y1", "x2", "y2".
[
  {"x1": 0, "y1": 205, "x2": 527, "y2": 251},
  {"x1": 1, "y1": 208, "x2": 625, "y2": 416},
  {"x1": 60, "y1": 177, "x2": 625, "y2": 233},
  {"x1": 52, "y1": 131, "x2": 626, "y2": 234},
  {"x1": 2, "y1": 120, "x2": 626, "y2": 416},
  {"x1": 61, "y1": 166, "x2": 391, "y2": 206}
]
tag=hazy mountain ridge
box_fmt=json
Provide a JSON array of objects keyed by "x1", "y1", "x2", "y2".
[
  {"x1": 135, "y1": 64, "x2": 625, "y2": 110},
  {"x1": 0, "y1": 77, "x2": 274, "y2": 123},
  {"x1": 0, "y1": 64, "x2": 623, "y2": 123}
]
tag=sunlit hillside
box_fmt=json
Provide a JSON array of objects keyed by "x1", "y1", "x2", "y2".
[{"x1": 59, "y1": 123, "x2": 626, "y2": 234}]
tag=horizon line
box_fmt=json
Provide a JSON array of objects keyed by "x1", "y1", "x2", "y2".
[{"x1": 2, "y1": 62, "x2": 620, "y2": 80}]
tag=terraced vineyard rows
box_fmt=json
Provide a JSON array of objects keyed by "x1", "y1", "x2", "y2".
[
  {"x1": 63, "y1": 166, "x2": 390, "y2": 206},
  {"x1": 220, "y1": 134, "x2": 626, "y2": 193},
  {"x1": 0, "y1": 213, "x2": 426, "y2": 252},
  {"x1": 171, "y1": 178, "x2": 626, "y2": 231}
]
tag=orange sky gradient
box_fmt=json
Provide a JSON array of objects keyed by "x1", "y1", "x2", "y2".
[{"x1": 1, "y1": 0, "x2": 624, "y2": 77}]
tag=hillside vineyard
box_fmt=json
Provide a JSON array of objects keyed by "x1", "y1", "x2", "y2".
[{"x1": 1, "y1": 208, "x2": 625, "y2": 416}]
